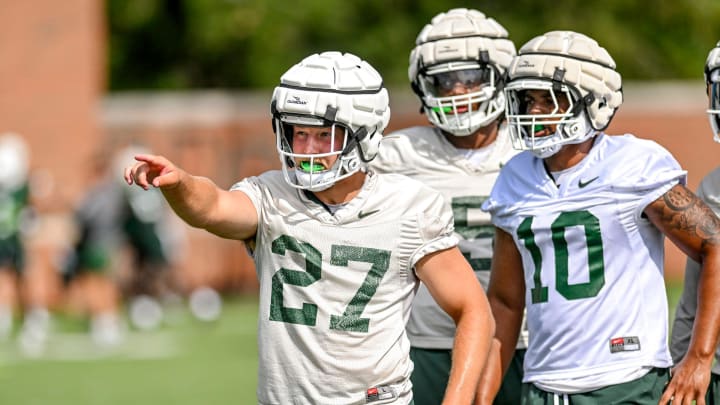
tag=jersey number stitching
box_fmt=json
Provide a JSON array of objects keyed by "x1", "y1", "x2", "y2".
[
  {"x1": 517, "y1": 210, "x2": 606, "y2": 303},
  {"x1": 451, "y1": 196, "x2": 494, "y2": 271},
  {"x1": 269, "y1": 234, "x2": 391, "y2": 333}
]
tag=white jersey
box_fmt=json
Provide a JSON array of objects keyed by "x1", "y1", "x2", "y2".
[
  {"x1": 230, "y1": 170, "x2": 457, "y2": 405},
  {"x1": 371, "y1": 125, "x2": 524, "y2": 349},
  {"x1": 483, "y1": 133, "x2": 685, "y2": 390},
  {"x1": 671, "y1": 165, "x2": 720, "y2": 375}
]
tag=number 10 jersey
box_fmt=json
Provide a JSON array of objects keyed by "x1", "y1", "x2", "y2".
[{"x1": 483, "y1": 133, "x2": 685, "y2": 390}]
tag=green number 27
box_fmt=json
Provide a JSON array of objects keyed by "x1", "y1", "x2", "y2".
[
  {"x1": 269, "y1": 235, "x2": 391, "y2": 333},
  {"x1": 516, "y1": 210, "x2": 606, "y2": 304}
]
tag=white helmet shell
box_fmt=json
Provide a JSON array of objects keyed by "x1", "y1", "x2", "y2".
[
  {"x1": 408, "y1": 8, "x2": 516, "y2": 136},
  {"x1": 705, "y1": 41, "x2": 720, "y2": 142},
  {"x1": 271, "y1": 52, "x2": 390, "y2": 191},
  {"x1": 504, "y1": 31, "x2": 622, "y2": 157}
]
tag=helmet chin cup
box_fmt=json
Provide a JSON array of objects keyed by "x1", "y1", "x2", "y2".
[
  {"x1": 293, "y1": 168, "x2": 335, "y2": 192},
  {"x1": 530, "y1": 143, "x2": 562, "y2": 159}
]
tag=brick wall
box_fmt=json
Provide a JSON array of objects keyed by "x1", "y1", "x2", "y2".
[{"x1": 0, "y1": 0, "x2": 105, "y2": 207}]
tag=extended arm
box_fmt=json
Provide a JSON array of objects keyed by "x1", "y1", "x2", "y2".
[
  {"x1": 476, "y1": 227, "x2": 525, "y2": 404},
  {"x1": 415, "y1": 246, "x2": 495, "y2": 405},
  {"x1": 645, "y1": 184, "x2": 720, "y2": 405},
  {"x1": 124, "y1": 154, "x2": 258, "y2": 240}
]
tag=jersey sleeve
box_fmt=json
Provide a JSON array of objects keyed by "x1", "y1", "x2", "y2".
[
  {"x1": 372, "y1": 129, "x2": 418, "y2": 174},
  {"x1": 398, "y1": 184, "x2": 458, "y2": 270},
  {"x1": 229, "y1": 176, "x2": 263, "y2": 229},
  {"x1": 610, "y1": 139, "x2": 687, "y2": 217},
  {"x1": 481, "y1": 152, "x2": 537, "y2": 233}
]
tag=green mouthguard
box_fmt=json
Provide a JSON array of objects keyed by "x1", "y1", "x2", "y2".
[
  {"x1": 299, "y1": 161, "x2": 325, "y2": 172},
  {"x1": 431, "y1": 106, "x2": 454, "y2": 114},
  {"x1": 533, "y1": 124, "x2": 546, "y2": 132}
]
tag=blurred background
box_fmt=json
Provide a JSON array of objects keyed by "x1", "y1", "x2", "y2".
[{"x1": 0, "y1": 0, "x2": 719, "y2": 403}]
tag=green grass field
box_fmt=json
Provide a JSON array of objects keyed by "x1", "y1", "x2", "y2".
[
  {"x1": 0, "y1": 280, "x2": 686, "y2": 405},
  {"x1": 0, "y1": 295, "x2": 260, "y2": 405}
]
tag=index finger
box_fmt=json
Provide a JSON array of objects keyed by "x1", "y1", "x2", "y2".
[{"x1": 133, "y1": 154, "x2": 165, "y2": 166}]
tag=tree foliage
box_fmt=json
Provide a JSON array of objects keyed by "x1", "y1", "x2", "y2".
[{"x1": 106, "y1": 0, "x2": 720, "y2": 90}]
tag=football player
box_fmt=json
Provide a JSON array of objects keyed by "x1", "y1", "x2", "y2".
[
  {"x1": 370, "y1": 8, "x2": 525, "y2": 405},
  {"x1": 671, "y1": 40, "x2": 720, "y2": 405},
  {"x1": 480, "y1": 31, "x2": 720, "y2": 404},
  {"x1": 0, "y1": 133, "x2": 32, "y2": 340},
  {"x1": 124, "y1": 51, "x2": 493, "y2": 404},
  {"x1": 0, "y1": 132, "x2": 56, "y2": 355}
]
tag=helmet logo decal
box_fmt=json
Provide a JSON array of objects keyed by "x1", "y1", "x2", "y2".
[
  {"x1": 518, "y1": 60, "x2": 534, "y2": 69},
  {"x1": 287, "y1": 96, "x2": 308, "y2": 105},
  {"x1": 438, "y1": 45, "x2": 459, "y2": 55}
]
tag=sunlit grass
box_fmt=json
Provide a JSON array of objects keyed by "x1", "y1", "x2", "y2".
[
  {"x1": 0, "y1": 280, "x2": 687, "y2": 405},
  {"x1": 0, "y1": 295, "x2": 260, "y2": 405}
]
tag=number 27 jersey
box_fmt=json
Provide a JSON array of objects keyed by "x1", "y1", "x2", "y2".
[
  {"x1": 232, "y1": 170, "x2": 457, "y2": 404},
  {"x1": 483, "y1": 133, "x2": 685, "y2": 384}
]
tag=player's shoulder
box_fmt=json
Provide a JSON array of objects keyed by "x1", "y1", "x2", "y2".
[
  {"x1": 700, "y1": 166, "x2": 720, "y2": 188},
  {"x1": 489, "y1": 151, "x2": 541, "y2": 199},
  {"x1": 594, "y1": 133, "x2": 685, "y2": 190},
  {"x1": 601, "y1": 133, "x2": 672, "y2": 157},
  {"x1": 254, "y1": 169, "x2": 285, "y2": 183},
  {"x1": 379, "y1": 125, "x2": 443, "y2": 151},
  {"x1": 383, "y1": 125, "x2": 438, "y2": 140},
  {"x1": 500, "y1": 149, "x2": 536, "y2": 172},
  {"x1": 231, "y1": 170, "x2": 287, "y2": 195},
  {"x1": 698, "y1": 166, "x2": 720, "y2": 210},
  {"x1": 374, "y1": 126, "x2": 444, "y2": 170},
  {"x1": 373, "y1": 171, "x2": 445, "y2": 205},
  {"x1": 374, "y1": 170, "x2": 436, "y2": 192},
  {"x1": 599, "y1": 133, "x2": 679, "y2": 170}
]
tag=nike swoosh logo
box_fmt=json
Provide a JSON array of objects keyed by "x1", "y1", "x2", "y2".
[
  {"x1": 358, "y1": 209, "x2": 380, "y2": 219},
  {"x1": 578, "y1": 176, "x2": 599, "y2": 188}
]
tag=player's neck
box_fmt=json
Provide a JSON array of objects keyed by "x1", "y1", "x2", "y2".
[
  {"x1": 543, "y1": 135, "x2": 597, "y2": 172},
  {"x1": 313, "y1": 171, "x2": 366, "y2": 205},
  {"x1": 443, "y1": 121, "x2": 499, "y2": 149}
]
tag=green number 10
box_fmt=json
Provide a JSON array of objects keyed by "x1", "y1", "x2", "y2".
[{"x1": 516, "y1": 210, "x2": 605, "y2": 304}]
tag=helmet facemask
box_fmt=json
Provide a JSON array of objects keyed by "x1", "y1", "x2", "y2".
[
  {"x1": 270, "y1": 52, "x2": 390, "y2": 192},
  {"x1": 407, "y1": 9, "x2": 516, "y2": 137},
  {"x1": 274, "y1": 109, "x2": 370, "y2": 192},
  {"x1": 505, "y1": 79, "x2": 595, "y2": 158},
  {"x1": 417, "y1": 60, "x2": 505, "y2": 136},
  {"x1": 708, "y1": 69, "x2": 720, "y2": 143},
  {"x1": 503, "y1": 31, "x2": 622, "y2": 158}
]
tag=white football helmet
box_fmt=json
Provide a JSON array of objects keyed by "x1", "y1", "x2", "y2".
[
  {"x1": 705, "y1": 41, "x2": 720, "y2": 142},
  {"x1": 408, "y1": 8, "x2": 516, "y2": 136},
  {"x1": 504, "y1": 31, "x2": 623, "y2": 158},
  {"x1": 271, "y1": 52, "x2": 390, "y2": 191}
]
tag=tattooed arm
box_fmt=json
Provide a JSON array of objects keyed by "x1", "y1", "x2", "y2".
[{"x1": 644, "y1": 184, "x2": 720, "y2": 405}]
